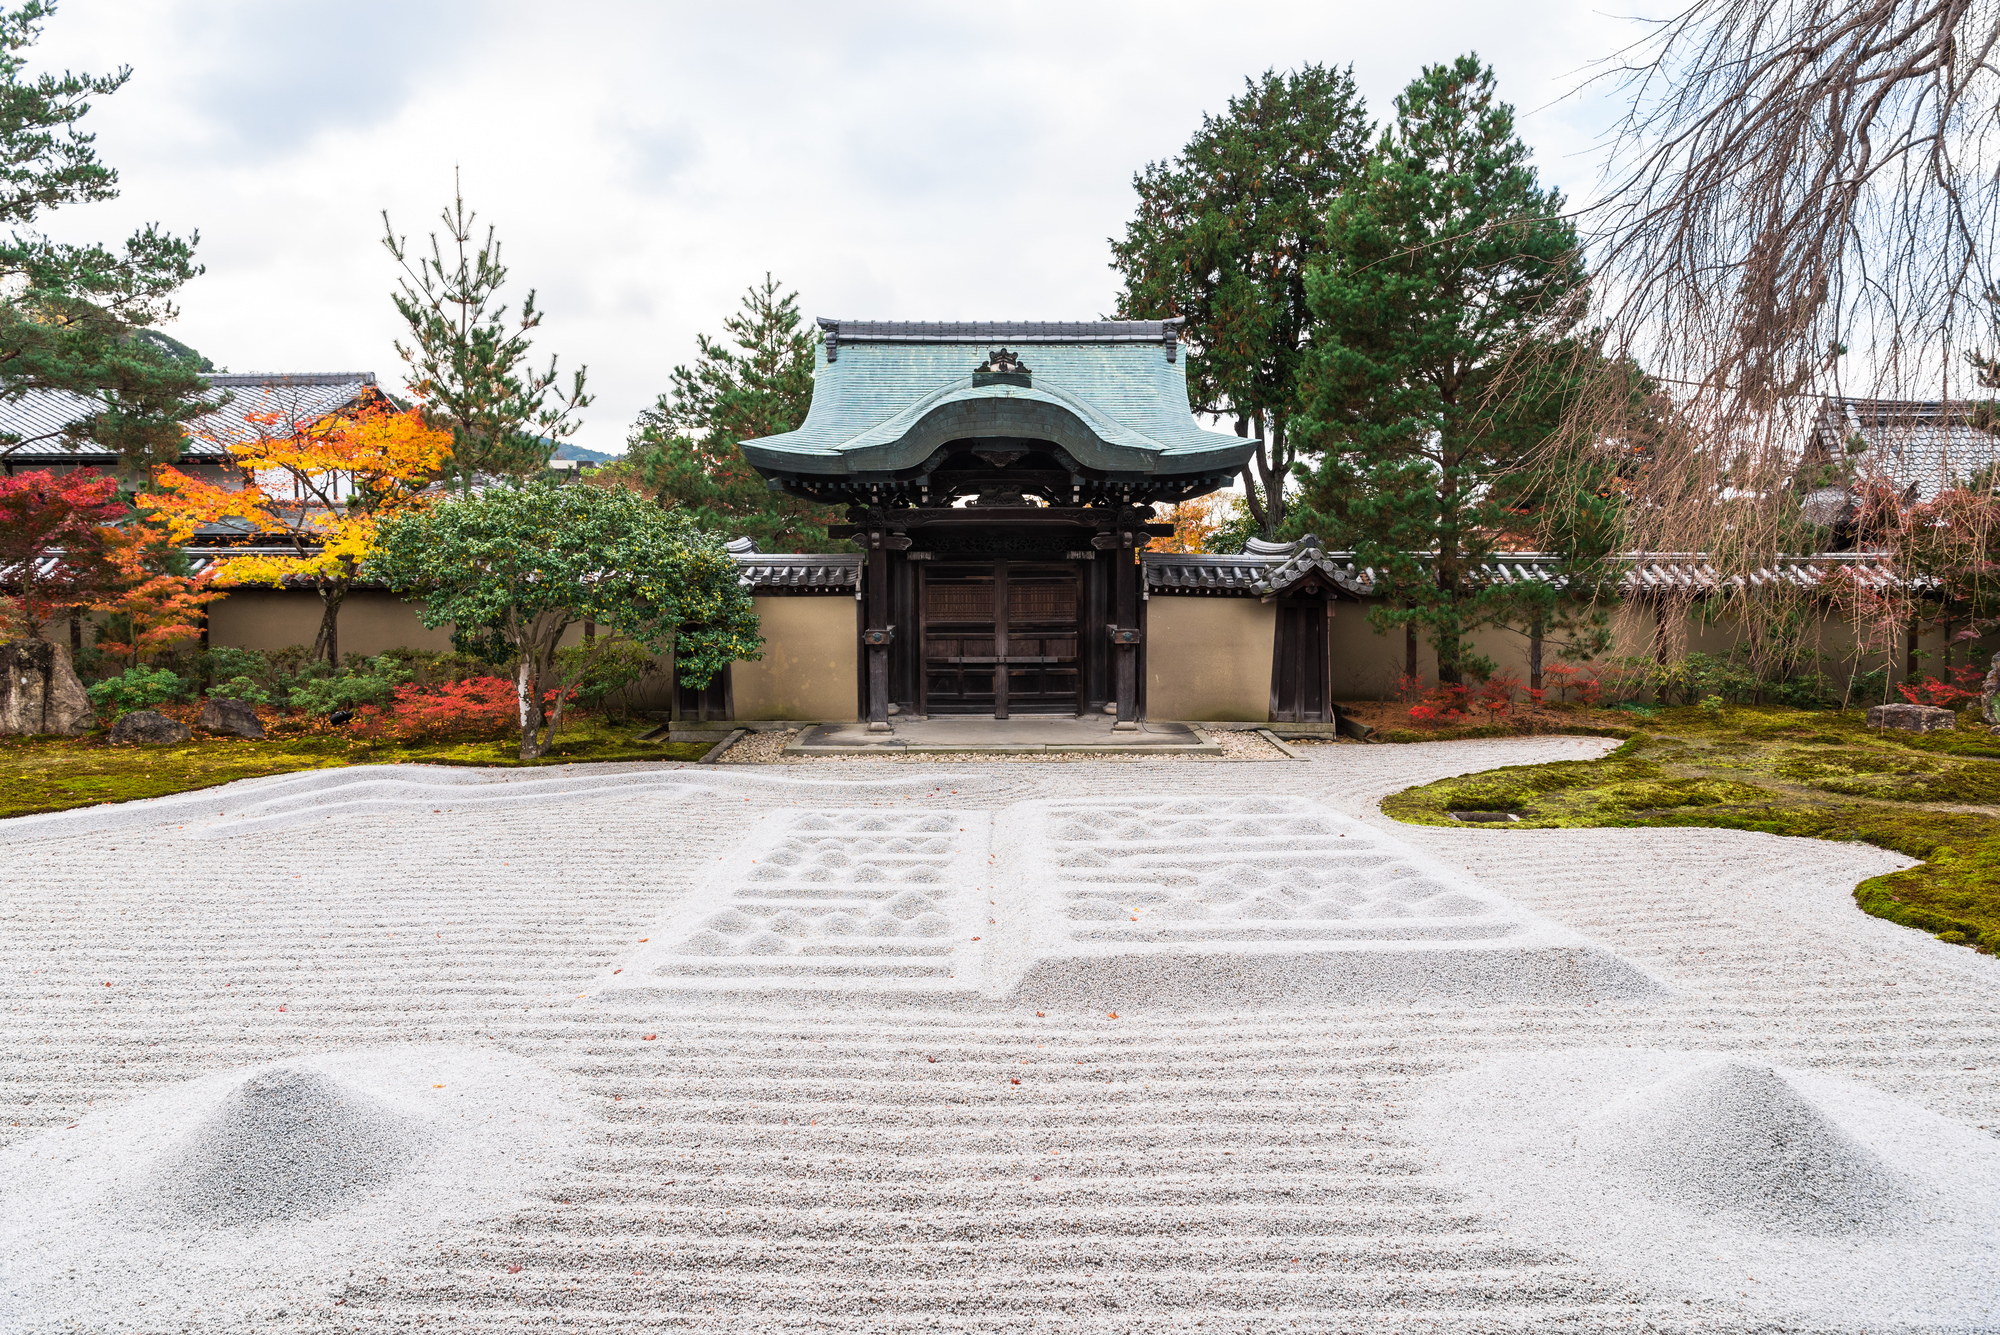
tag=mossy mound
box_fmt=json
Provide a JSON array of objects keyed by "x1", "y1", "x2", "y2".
[{"x1": 1383, "y1": 705, "x2": 2000, "y2": 955}]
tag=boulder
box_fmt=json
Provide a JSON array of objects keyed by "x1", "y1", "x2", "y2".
[
  {"x1": 199, "y1": 696, "x2": 265, "y2": 740},
  {"x1": 1983, "y1": 651, "x2": 2000, "y2": 729},
  {"x1": 1865, "y1": 702, "x2": 1957, "y2": 733},
  {"x1": 0, "y1": 639, "x2": 94, "y2": 736},
  {"x1": 108, "y1": 709, "x2": 192, "y2": 745}
]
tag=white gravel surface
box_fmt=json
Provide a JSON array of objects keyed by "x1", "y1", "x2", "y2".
[{"x1": 2, "y1": 735, "x2": 1995, "y2": 1332}]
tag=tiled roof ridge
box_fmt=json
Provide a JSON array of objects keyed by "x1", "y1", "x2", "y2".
[
  {"x1": 204, "y1": 372, "x2": 378, "y2": 387},
  {"x1": 1141, "y1": 547, "x2": 1909, "y2": 596},
  {"x1": 817, "y1": 319, "x2": 1179, "y2": 344}
]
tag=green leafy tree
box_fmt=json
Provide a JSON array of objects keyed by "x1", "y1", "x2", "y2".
[
  {"x1": 1295, "y1": 55, "x2": 1590, "y2": 683},
  {"x1": 1111, "y1": 66, "x2": 1373, "y2": 539},
  {"x1": 382, "y1": 178, "x2": 590, "y2": 489},
  {"x1": 369, "y1": 480, "x2": 760, "y2": 760},
  {"x1": 610, "y1": 275, "x2": 843, "y2": 551},
  {"x1": 0, "y1": 1, "x2": 208, "y2": 471}
]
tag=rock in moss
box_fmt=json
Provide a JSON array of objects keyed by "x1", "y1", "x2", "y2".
[
  {"x1": 198, "y1": 697, "x2": 265, "y2": 740},
  {"x1": 108, "y1": 710, "x2": 192, "y2": 745},
  {"x1": 1866, "y1": 703, "x2": 1956, "y2": 732}
]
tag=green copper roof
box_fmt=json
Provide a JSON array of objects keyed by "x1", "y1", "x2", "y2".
[{"x1": 738, "y1": 321, "x2": 1252, "y2": 479}]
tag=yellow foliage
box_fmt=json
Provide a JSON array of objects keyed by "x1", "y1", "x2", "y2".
[
  {"x1": 1148, "y1": 494, "x2": 1227, "y2": 554},
  {"x1": 140, "y1": 404, "x2": 452, "y2": 589}
]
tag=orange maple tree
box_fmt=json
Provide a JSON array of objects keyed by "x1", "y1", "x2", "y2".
[
  {"x1": 90, "y1": 544, "x2": 223, "y2": 666},
  {"x1": 140, "y1": 402, "x2": 452, "y2": 663}
]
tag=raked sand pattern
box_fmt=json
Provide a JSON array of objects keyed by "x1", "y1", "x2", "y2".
[{"x1": 1, "y1": 737, "x2": 1997, "y2": 1331}]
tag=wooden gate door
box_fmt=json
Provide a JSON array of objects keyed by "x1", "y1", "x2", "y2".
[
  {"x1": 921, "y1": 560, "x2": 1081, "y2": 717},
  {"x1": 1270, "y1": 597, "x2": 1329, "y2": 722}
]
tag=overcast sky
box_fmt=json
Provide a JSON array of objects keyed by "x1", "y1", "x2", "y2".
[{"x1": 31, "y1": 1, "x2": 1641, "y2": 454}]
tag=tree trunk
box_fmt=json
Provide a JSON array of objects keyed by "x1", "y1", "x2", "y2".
[
  {"x1": 517, "y1": 656, "x2": 543, "y2": 761},
  {"x1": 1404, "y1": 621, "x2": 1418, "y2": 680},
  {"x1": 1529, "y1": 617, "x2": 1544, "y2": 692},
  {"x1": 1258, "y1": 415, "x2": 1288, "y2": 539},
  {"x1": 68, "y1": 610, "x2": 82, "y2": 654},
  {"x1": 313, "y1": 585, "x2": 347, "y2": 666}
]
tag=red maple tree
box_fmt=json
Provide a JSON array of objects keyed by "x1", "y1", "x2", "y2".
[{"x1": 0, "y1": 469, "x2": 129, "y2": 639}]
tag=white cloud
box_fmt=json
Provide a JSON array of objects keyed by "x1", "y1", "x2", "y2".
[{"x1": 30, "y1": 0, "x2": 1638, "y2": 453}]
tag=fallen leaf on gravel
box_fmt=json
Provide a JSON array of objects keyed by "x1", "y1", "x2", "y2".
[
  {"x1": 1108, "y1": 1012, "x2": 1119, "y2": 1019},
  {"x1": 638, "y1": 938, "x2": 649, "y2": 942},
  {"x1": 613, "y1": 969, "x2": 623, "y2": 975},
  {"x1": 642, "y1": 1034, "x2": 657, "y2": 1040},
  {"x1": 927, "y1": 1056, "x2": 938, "y2": 1062},
  {"x1": 1011, "y1": 1078, "x2": 1020, "y2": 1085},
  {"x1": 1035, "y1": 1012, "x2": 1045, "y2": 1017},
  {"x1": 432, "y1": 1084, "x2": 444, "y2": 1088},
  {"x1": 507, "y1": 1264, "x2": 522, "y2": 1274}
]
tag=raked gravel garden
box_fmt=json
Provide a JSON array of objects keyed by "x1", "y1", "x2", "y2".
[{"x1": 1, "y1": 732, "x2": 1996, "y2": 1332}]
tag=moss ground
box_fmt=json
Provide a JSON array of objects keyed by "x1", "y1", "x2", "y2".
[
  {"x1": 0, "y1": 716, "x2": 710, "y2": 820},
  {"x1": 1381, "y1": 705, "x2": 2000, "y2": 954}
]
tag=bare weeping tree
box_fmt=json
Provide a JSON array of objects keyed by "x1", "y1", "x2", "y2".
[{"x1": 1541, "y1": 0, "x2": 2000, "y2": 680}]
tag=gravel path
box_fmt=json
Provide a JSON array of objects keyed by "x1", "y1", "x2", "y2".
[{"x1": 2, "y1": 737, "x2": 1995, "y2": 1332}]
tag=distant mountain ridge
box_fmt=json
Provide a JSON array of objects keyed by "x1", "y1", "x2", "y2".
[{"x1": 552, "y1": 442, "x2": 615, "y2": 462}]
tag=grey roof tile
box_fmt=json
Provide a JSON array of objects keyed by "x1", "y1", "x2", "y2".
[
  {"x1": 1811, "y1": 397, "x2": 2000, "y2": 501},
  {"x1": 1142, "y1": 546, "x2": 1906, "y2": 596},
  {"x1": 1, "y1": 372, "x2": 379, "y2": 465}
]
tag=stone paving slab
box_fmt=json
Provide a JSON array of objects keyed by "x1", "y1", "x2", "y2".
[{"x1": 787, "y1": 716, "x2": 1222, "y2": 755}]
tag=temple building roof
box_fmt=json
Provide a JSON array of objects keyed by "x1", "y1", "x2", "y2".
[
  {"x1": 0, "y1": 372, "x2": 382, "y2": 470},
  {"x1": 739, "y1": 320, "x2": 1252, "y2": 487}
]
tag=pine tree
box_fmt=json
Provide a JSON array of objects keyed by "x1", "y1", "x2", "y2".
[
  {"x1": 0, "y1": 2, "x2": 207, "y2": 471},
  {"x1": 1111, "y1": 66, "x2": 1373, "y2": 540},
  {"x1": 1295, "y1": 55, "x2": 1591, "y2": 683},
  {"x1": 611, "y1": 275, "x2": 844, "y2": 551},
  {"x1": 383, "y1": 179, "x2": 590, "y2": 489}
]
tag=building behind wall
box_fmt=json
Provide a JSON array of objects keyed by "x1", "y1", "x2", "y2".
[{"x1": 30, "y1": 363, "x2": 1966, "y2": 718}]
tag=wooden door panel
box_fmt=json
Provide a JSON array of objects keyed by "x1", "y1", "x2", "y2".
[{"x1": 919, "y1": 561, "x2": 1081, "y2": 716}]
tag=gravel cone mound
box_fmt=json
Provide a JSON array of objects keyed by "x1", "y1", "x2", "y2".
[
  {"x1": 145, "y1": 1066, "x2": 434, "y2": 1225},
  {"x1": 0, "y1": 1047, "x2": 578, "y2": 1331},
  {"x1": 1579, "y1": 1058, "x2": 1907, "y2": 1233},
  {"x1": 1419, "y1": 1048, "x2": 2000, "y2": 1327}
]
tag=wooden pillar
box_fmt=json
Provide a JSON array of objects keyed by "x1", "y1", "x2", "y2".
[
  {"x1": 993, "y1": 559, "x2": 1011, "y2": 720},
  {"x1": 1092, "y1": 517, "x2": 1142, "y2": 729},
  {"x1": 860, "y1": 519, "x2": 909, "y2": 731},
  {"x1": 1114, "y1": 523, "x2": 1139, "y2": 729},
  {"x1": 866, "y1": 540, "x2": 890, "y2": 730}
]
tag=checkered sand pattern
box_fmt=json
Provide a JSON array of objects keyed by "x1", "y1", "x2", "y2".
[
  {"x1": 612, "y1": 806, "x2": 993, "y2": 995},
  {"x1": 1033, "y1": 793, "x2": 1513, "y2": 939}
]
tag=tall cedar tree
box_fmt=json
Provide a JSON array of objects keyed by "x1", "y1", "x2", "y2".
[
  {"x1": 0, "y1": 2, "x2": 207, "y2": 471},
  {"x1": 1111, "y1": 66, "x2": 1372, "y2": 540},
  {"x1": 383, "y1": 179, "x2": 590, "y2": 489},
  {"x1": 1295, "y1": 56, "x2": 1589, "y2": 683},
  {"x1": 615, "y1": 276, "x2": 843, "y2": 551}
]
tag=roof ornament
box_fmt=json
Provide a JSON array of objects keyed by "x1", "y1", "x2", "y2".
[{"x1": 972, "y1": 349, "x2": 1032, "y2": 387}]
